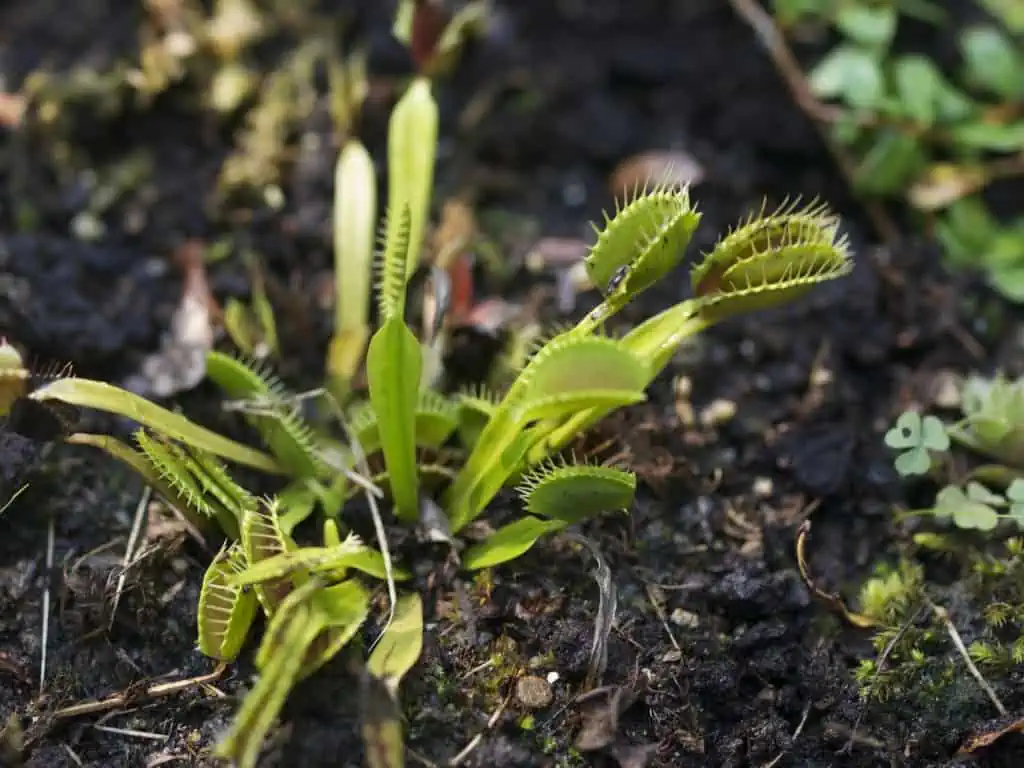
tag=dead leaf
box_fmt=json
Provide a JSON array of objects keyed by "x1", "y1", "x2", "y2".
[
  {"x1": 907, "y1": 163, "x2": 989, "y2": 211},
  {"x1": 0, "y1": 92, "x2": 26, "y2": 128},
  {"x1": 125, "y1": 240, "x2": 216, "y2": 398},
  {"x1": 609, "y1": 150, "x2": 705, "y2": 198},
  {"x1": 432, "y1": 197, "x2": 477, "y2": 270},
  {"x1": 524, "y1": 237, "x2": 589, "y2": 274},
  {"x1": 360, "y1": 670, "x2": 406, "y2": 768},
  {"x1": 574, "y1": 680, "x2": 647, "y2": 752},
  {"x1": 464, "y1": 298, "x2": 523, "y2": 337},
  {"x1": 610, "y1": 741, "x2": 660, "y2": 768},
  {"x1": 958, "y1": 712, "x2": 1024, "y2": 755}
]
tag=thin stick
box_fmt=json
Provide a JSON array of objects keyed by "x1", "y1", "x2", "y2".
[
  {"x1": 446, "y1": 694, "x2": 511, "y2": 767},
  {"x1": 109, "y1": 485, "x2": 152, "y2": 631},
  {"x1": 565, "y1": 532, "x2": 617, "y2": 690},
  {"x1": 0, "y1": 483, "x2": 29, "y2": 517},
  {"x1": 928, "y1": 599, "x2": 1007, "y2": 716},
  {"x1": 762, "y1": 700, "x2": 811, "y2": 768},
  {"x1": 324, "y1": 392, "x2": 397, "y2": 652},
  {"x1": 50, "y1": 663, "x2": 227, "y2": 720},
  {"x1": 40, "y1": 515, "x2": 55, "y2": 694},
  {"x1": 726, "y1": 0, "x2": 902, "y2": 248},
  {"x1": 92, "y1": 723, "x2": 168, "y2": 742}
]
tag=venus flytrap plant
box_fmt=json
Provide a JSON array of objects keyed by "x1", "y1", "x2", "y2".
[
  {"x1": 3, "y1": 8, "x2": 854, "y2": 758},
  {"x1": 7, "y1": 184, "x2": 853, "y2": 765}
]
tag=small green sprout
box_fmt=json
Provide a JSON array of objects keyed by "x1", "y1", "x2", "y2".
[{"x1": 885, "y1": 410, "x2": 950, "y2": 475}]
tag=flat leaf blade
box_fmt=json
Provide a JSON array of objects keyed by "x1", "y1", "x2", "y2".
[{"x1": 366, "y1": 317, "x2": 422, "y2": 522}]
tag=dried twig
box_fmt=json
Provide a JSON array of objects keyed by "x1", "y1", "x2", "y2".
[
  {"x1": 565, "y1": 532, "x2": 617, "y2": 691},
  {"x1": 40, "y1": 516, "x2": 55, "y2": 694},
  {"x1": 109, "y1": 486, "x2": 152, "y2": 631},
  {"x1": 927, "y1": 598, "x2": 1007, "y2": 717},
  {"x1": 446, "y1": 694, "x2": 511, "y2": 767},
  {"x1": 49, "y1": 663, "x2": 227, "y2": 721}
]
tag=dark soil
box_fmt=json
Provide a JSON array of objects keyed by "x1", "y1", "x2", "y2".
[{"x1": 2, "y1": 1, "x2": 1024, "y2": 767}]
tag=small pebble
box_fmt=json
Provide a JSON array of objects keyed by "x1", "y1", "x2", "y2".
[
  {"x1": 700, "y1": 398, "x2": 737, "y2": 427},
  {"x1": 671, "y1": 608, "x2": 700, "y2": 629},
  {"x1": 516, "y1": 675, "x2": 553, "y2": 709},
  {"x1": 930, "y1": 369, "x2": 962, "y2": 409}
]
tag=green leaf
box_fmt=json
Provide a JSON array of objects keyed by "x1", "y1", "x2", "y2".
[
  {"x1": 920, "y1": 415, "x2": 950, "y2": 451},
  {"x1": 990, "y1": 264, "x2": 1024, "y2": 303},
  {"x1": 893, "y1": 55, "x2": 944, "y2": 125},
  {"x1": 808, "y1": 45, "x2": 885, "y2": 110},
  {"x1": 366, "y1": 316, "x2": 423, "y2": 522},
  {"x1": 367, "y1": 593, "x2": 424, "y2": 694},
  {"x1": 935, "y1": 197, "x2": 999, "y2": 266},
  {"x1": 197, "y1": 543, "x2": 259, "y2": 662},
  {"x1": 894, "y1": 446, "x2": 931, "y2": 476},
  {"x1": 217, "y1": 585, "x2": 325, "y2": 768},
  {"x1": 966, "y1": 481, "x2": 1004, "y2": 505},
  {"x1": 231, "y1": 540, "x2": 412, "y2": 585},
  {"x1": 584, "y1": 184, "x2": 701, "y2": 307},
  {"x1": 303, "y1": 579, "x2": 372, "y2": 677},
  {"x1": 204, "y1": 352, "x2": 323, "y2": 479},
  {"x1": 885, "y1": 411, "x2": 922, "y2": 449},
  {"x1": 835, "y1": 4, "x2": 897, "y2": 49},
  {"x1": 854, "y1": 130, "x2": 926, "y2": 195},
  {"x1": 978, "y1": 0, "x2": 1024, "y2": 32},
  {"x1": 1006, "y1": 478, "x2": 1024, "y2": 526},
  {"x1": 514, "y1": 336, "x2": 648, "y2": 422},
  {"x1": 518, "y1": 462, "x2": 636, "y2": 524},
  {"x1": 350, "y1": 390, "x2": 459, "y2": 454},
  {"x1": 30, "y1": 378, "x2": 282, "y2": 474},
  {"x1": 462, "y1": 517, "x2": 568, "y2": 571},
  {"x1": 960, "y1": 26, "x2": 1024, "y2": 100},
  {"x1": 951, "y1": 120, "x2": 1024, "y2": 151},
  {"x1": 692, "y1": 200, "x2": 853, "y2": 324},
  {"x1": 934, "y1": 485, "x2": 1000, "y2": 531},
  {"x1": 241, "y1": 499, "x2": 295, "y2": 614}
]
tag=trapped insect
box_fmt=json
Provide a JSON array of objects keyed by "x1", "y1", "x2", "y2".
[{"x1": 605, "y1": 265, "x2": 629, "y2": 294}]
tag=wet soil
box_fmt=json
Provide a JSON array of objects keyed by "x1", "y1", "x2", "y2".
[{"x1": 2, "y1": 1, "x2": 1024, "y2": 767}]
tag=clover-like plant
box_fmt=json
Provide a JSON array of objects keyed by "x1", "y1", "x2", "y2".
[
  {"x1": 886, "y1": 372, "x2": 1024, "y2": 535},
  {"x1": 885, "y1": 410, "x2": 950, "y2": 475}
]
